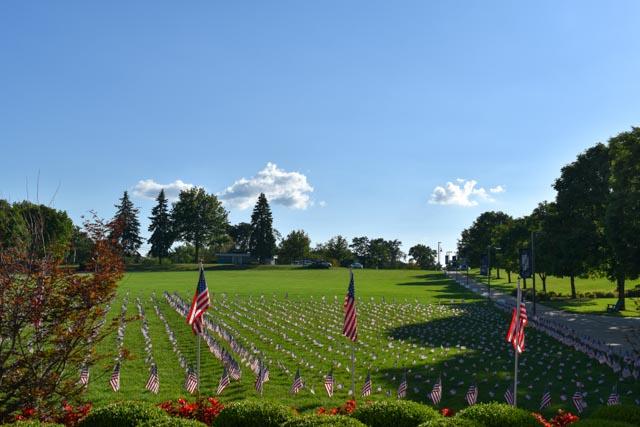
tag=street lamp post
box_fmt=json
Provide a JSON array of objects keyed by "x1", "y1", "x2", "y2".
[
  {"x1": 531, "y1": 231, "x2": 537, "y2": 315},
  {"x1": 487, "y1": 245, "x2": 501, "y2": 299},
  {"x1": 437, "y1": 242, "x2": 442, "y2": 268}
]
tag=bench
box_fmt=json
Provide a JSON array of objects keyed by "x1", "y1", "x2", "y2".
[{"x1": 606, "y1": 300, "x2": 623, "y2": 313}]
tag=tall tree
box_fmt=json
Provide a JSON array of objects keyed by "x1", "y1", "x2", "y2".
[
  {"x1": 249, "y1": 193, "x2": 276, "y2": 263},
  {"x1": 147, "y1": 189, "x2": 174, "y2": 264},
  {"x1": 386, "y1": 239, "x2": 405, "y2": 267},
  {"x1": 350, "y1": 236, "x2": 370, "y2": 266},
  {"x1": 493, "y1": 217, "x2": 529, "y2": 285},
  {"x1": 368, "y1": 238, "x2": 390, "y2": 269},
  {"x1": 325, "y1": 235, "x2": 352, "y2": 264},
  {"x1": 457, "y1": 211, "x2": 511, "y2": 275},
  {"x1": 228, "y1": 222, "x2": 253, "y2": 252},
  {"x1": 66, "y1": 225, "x2": 94, "y2": 267},
  {"x1": 13, "y1": 201, "x2": 74, "y2": 259},
  {"x1": 172, "y1": 187, "x2": 229, "y2": 263},
  {"x1": 605, "y1": 127, "x2": 640, "y2": 309},
  {"x1": 408, "y1": 244, "x2": 437, "y2": 269},
  {"x1": 112, "y1": 191, "x2": 142, "y2": 257},
  {"x1": 278, "y1": 230, "x2": 311, "y2": 264},
  {"x1": 0, "y1": 199, "x2": 27, "y2": 250},
  {"x1": 527, "y1": 201, "x2": 558, "y2": 292}
]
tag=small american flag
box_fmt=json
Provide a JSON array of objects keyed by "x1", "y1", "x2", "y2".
[
  {"x1": 185, "y1": 368, "x2": 198, "y2": 394},
  {"x1": 290, "y1": 368, "x2": 304, "y2": 394},
  {"x1": 324, "y1": 370, "x2": 334, "y2": 397},
  {"x1": 361, "y1": 372, "x2": 372, "y2": 397},
  {"x1": 506, "y1": 301, "x2": 528, "y2": 354},
  {"x1": 607, "y1": 386, "x2": 620, "y2": 406},
  {"x1": 145, "y1": 364, "x2": 159, "y2": 394},
  {"x1": 572, "y1": 390, "x2": 585, "y2": 413},
  {"x1": 342, "y1": 270, "x2": 357, "y2": 342},
  {"x1": 110, "y1": 362, "x2": 120, "y2": 392},
  {"x1": 397, "y1": 372, "x2": 407, "y2": 398},
  {"x1": 217, "y1": 368, "x2": 230, "y2": 395},
  {"x1": 540, "y1": 390, "x2": 552, "y2": 410},
  {"x1": 79, "y1": 365, "x2": 89, "y2": 386},
  {"x1": 465, "y1": 384, "x2": 478, "y2": 406},
  {"x1": 430, "y1": 378, "x2": 442, "y2": 405},
  {"x1": 255, "y1": 364, "x2": 269, "y2": 394},
  {"x1": 187, "y1": 265, "x2": 210, "y2": 335},
  {"x1": 504, "y1": 387, "x2": 515, "y2": 406}
]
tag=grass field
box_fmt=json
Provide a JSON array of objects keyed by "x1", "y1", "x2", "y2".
[
  {"x1": 464, "y1": 269, "x2": 640, "y2": 317},
  {"x1": 84, "y1": 267, "x2": 639, "y2": 415}
]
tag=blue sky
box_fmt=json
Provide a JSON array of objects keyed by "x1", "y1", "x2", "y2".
[{"x1": 1, "y1": 1, "x2": 639, "y2": 257}]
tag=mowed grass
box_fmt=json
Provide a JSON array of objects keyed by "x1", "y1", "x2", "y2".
[
  {"x1": 84, "y1": 267, "x2": 638, "y2": 415},
  {"x1": 464, "y1": 269, "x2": 640, "y2": 317}
]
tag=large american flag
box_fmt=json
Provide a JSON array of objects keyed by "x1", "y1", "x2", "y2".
[
  {"x1": 217, "y1": 368, "x2": 230, "y2": 395},
  {"x1": 430, "y1": 377, "x2": 442, "y2": 405},
  {"x1": 185, "y1": 368, "x2": 198, "y2": 394},
  {"x1": 465, "y1": 384, "x2": 478, "y2": 406},
  {"x1": 145, "y1": 363, "x2": 159, "y2": 394},
  {"x1": 187, "y1": 265, "x2": 210, "y2": 335},
  {"x1": 324, "y1": 370, "x2": 334, "y2": 397},
  {"x1": 109, "y1": 362, "x2": 120, "y2": 392},
  {"x1": 506, "y1": 301, "x2": 528, "y2": 353},
  {"x1": 342, "y1": 270, "x2": 357, "y2": 342},
  {"x1": 290, "y1": 368, "x2": 304, "y2": 395},
  {"x1": 361, "y1": 372, "x2": 372, "y2": 397},
  {"x1": 397, "y1": 372, "x2": 407, "y2": 398}
]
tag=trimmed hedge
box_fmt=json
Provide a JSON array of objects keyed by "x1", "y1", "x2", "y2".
[
  {"x1": 282, "y1": 415, "x2": 367, "y2": 427},
  {"x1": 139, "y1": 417, "x2": 207, "y2": 427},
  {"x1": 352, "y1": 400, "x2": 440, "y2": 427},
  {"x1": 212, "y1": 400, "x2": 293, "y2": 427},
  {"x1": 457, "y1": 402, "x2": 539, "y2": 427},
  {"x1": 77, "y1": 401, "x2": 168, "y2": 427},
  {"x1": 418, "y1": 418, "x2": 481, "y2": 427},
  {"x1": 590, "y1": 405, "x2": 640, "y2": 426},
  {"x1": 574, "y1": 420, "x2": 636, "y2": 427}
]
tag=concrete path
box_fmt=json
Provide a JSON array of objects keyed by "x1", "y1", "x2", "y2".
[{"x1": 447, "y1": 271, "x2": 640, "y2": 356}]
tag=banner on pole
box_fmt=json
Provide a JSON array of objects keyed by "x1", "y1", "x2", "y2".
[
  {"x1": 519, "y1": 249, "x2": 532, "y2": 278},
  {"x1": 480, "y1": 255, "x2": 488, "y2": 276}
]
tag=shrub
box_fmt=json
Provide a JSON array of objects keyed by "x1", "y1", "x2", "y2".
[
  {"x1": 282, "y1": 415, "x2": 366, "y2": 426},
  {"x1": 158, "y1": 397, "x2": 224, "y2": 425},
  {"x1": 212, "y1": 400, "x2": 293, "y2": 427},
  {"x1": 589, "y1": 405, "x2": 640, "y2": 426},
  {"x1": 139, "y1": 417, "x2": 207, "y2": 427},
  {"x1": 457, "y1": 402, "x2": 538, "y2": 427},
  {"x1": 351, "y1": 400, "x2": 440, "y2": 427},
  {"x1": 418, "y1": 417, "x2": 481, "y2": 427},
  {"x1": 573, "y1": 420, "x2": 636, "y2": 427},
  {"x1": 77, "y1": 401, "x2": 168, "y2": 427},
  {"x1": 7, "y1": 422, "x2": 65, "y2": 427}
]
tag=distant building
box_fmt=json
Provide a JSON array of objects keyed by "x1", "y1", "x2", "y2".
[{"x1": 216, "y1": 253, "x2": 251, "y2": 265}]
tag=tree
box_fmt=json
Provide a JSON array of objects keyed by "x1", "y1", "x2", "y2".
[
  {"x1": 278, "y1": 230, "x2": 311, "y2": 264},
  {"x1": 172, "y1": 187, "x2": 229, "y2": 263},
  {"x1": 66, "y1": 225, "x2": 94, "y2": 267},
  {"x1": 228, "y1": 222, "x2": 253, "y2": 252},
  {"x1": 147, "y1": 189, "x2": 174, "y2": 264},
  {"x1": 0, "y1": 215, "x2": 123, "y2": 421},
  {"x1": 457, "y1": 211, "x2": 511, "y2": 275},
  {"x1": 605, "y1": 127, "x2": 640, "y2": 310},
  {"x1": 325, "y1": 235, "x2": 352, "y2": 265},
  {"x1": 408, "y1": 244, "x2": 437, "y2": 269},
  {"x1": 386, "y1": 239, "x2": 405, "y2": 267},
  {"x1": 13, "y1": 201, "x2": 74, "y2": 259},
  {"x1": 368, "y1": 238, "x2": 390, "y2": 269},
  {"x1": 350, "y1": 237, "x2": 370, "y2": 267},
  {"x1": 249, "y1": 193, "x2": 276, "y2": 263},
  {"x1": 527, "y1": 201, "x2": 557, "y2": 292},
  {"x1": 0, "y1": 199, "x2": 27, "y2": 250},
  {"x1": 493, "y1": 217, "x2": 529, "y2": 285},
  {"x1": 112, "y1": 191, "x2": 143, "y2": 257}
]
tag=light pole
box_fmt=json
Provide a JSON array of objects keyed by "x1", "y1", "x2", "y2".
[
  {"x1": 531, "y1": 231, "x2": 539, "y2": 315},
  {"x1": 437, "y1": 242, "x2": 442, "y2": 268},
  {"x1": 487, "y1": 245, "x2": 501, "y2": 299}
]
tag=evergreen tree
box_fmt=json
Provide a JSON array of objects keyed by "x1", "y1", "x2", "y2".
[
  {"x1": 113, "y1": 191, "x2": 143, "y2": 257},
  {"x1": 249, "y1": 193, "x2": 276, "y2": 263},
  {"x1": 148, "y1": 189, "x2": 174, "y2": 264}
]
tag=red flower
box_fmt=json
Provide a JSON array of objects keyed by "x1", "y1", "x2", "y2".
[{"x1": 440, "y1": 407, "x2": 454, "y2": 417}]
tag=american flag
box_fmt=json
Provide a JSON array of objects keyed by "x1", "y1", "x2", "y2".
[
  {"x1": 255, "y1": 364, "x2": 269, "y2": 394},
  {"x1": 145, "y1": 363, "x2": 159, "y2": 394},
  {"x1": 186, "y1": 265, "x2": 210, "y2": 335},
  {"x1": 79, "y1": 365, "x2": 89, "y2": 386},
  {"x1": 185, "y1": 368, "x2": 198, "y2": 394},
  {"x1": 504, "y1": 387, "x2": 514, "y2": 406},
  {"x1": 290, "y1": 368, "x2": 304, "y2": 394},
  {"x1": 324, "y1": 370, "x2": 334, "y2": 397},
  {"x1": 110, "y1": 362, "x2": 120, "y2": 392},
  {"x1": 465, "y1": 384, "x2": 478, "y2": 406},
  {"x1": 506, "y1": 301, "x2": 528, "y2": 353},
  {"x1": 540, "y1": 390, "x2": 552, "y2": 410},
  {"x1": 217, "y1": 368, "x2": 230, "y2": 395},
  {"x1": 361, "y1": 372, "x2": 372, "y2": 397},
  {"x1": 607, "y1": 386, "x2": 620, "y2": 406},
  {"x1": 397, "y1": 372, "x2": 407, "y2": 398},
  {"x1": 342, "y1": 270, "x2": 357, "y2": 342},
  {"x1": 430, "y1": 378, "x2": 442, "y2": 405},
  {"x1": 572, "y1": 390, "x2": 585, "y2": 413}
]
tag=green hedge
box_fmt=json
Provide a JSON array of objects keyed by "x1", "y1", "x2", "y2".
[
  {"x1": 139, "y1": 417, "x2": 207, "y2": 427},
  {"x1": 590, "y1": 405, "x2": 640, "y2": 426},
  {"x1": 457, "y1": 402, "x2": 538, "y2": 427},
  {"x1": 573, "y1": 420, "x2": 636, "y2": 427},
  {"x1": 77, "y1": 401, "x2": 168, "y2": 427},
  {"x1": 282, "y1": 415, "x2": 367, "y2": 427},
  {"x1": 418, "y1": 417, "x2": 482, "y2": 427},
  {"x1": 352, "y1": 400, "x2": 440, "y2": 427},
  {"x1": 4, "y1": 422, "x2": 65, "y2": 427},
  {"x1": 212, "y1": 400, "x2": 293, "y2": 427}
]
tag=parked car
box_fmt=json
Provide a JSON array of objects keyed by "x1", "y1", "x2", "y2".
[
  {"x1": 350, "y1": 262, "x2": 363, "y2": 269},
  {"x1": 305, "y1": 261, "x2": 332, "y2": 269}
]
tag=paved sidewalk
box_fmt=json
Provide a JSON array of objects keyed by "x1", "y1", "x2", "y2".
[{"x1": 447, "y1": 271, "x2": 640, "y2": 356}]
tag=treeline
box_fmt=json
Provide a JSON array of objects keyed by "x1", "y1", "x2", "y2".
[{"x1": 457, "y1": 127, "x2": 640, "y2": 308}]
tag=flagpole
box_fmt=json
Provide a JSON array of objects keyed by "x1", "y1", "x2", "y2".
[
  {"x1": 197, "y1": 261, "x2": 203, "y2": 395},
  {"x1": 351, "y1": 342, "x2": 356, "y2": 397},
  {"x1": 513, "y1": 278, "x2": 521, "y2": 407}
]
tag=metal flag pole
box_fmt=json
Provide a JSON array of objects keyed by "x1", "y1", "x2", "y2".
[
  {"x1": 351, "y1": 342, "x2": 356, "y2": 397},
  {"x1": 513, "y1": 278, "x2": 521, "y2": 407},
  {"x1": 197, "y1": 261, "x2": 203, "y2": 395}
]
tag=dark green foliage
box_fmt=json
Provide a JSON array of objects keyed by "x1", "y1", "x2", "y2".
[
  {"x1": 249, "y1": 193, "x2": 276, "y2": 263},
  {"x1": 228, "y1": 222, "x2": 253, "y2": 253},
  {"x1": 457, "y1": 402, "x2": 539, "y2": 427},
  {"x1": 351, "y1": 400, "x2": 440, "y2": 427},
  {"x1": 77, "y1": 401, "x2": 168, "y2": 427},
  {"x1": 0, "y1": 199, "x2": 27, "y2": 250},
  {"x1": 574, "y1": 420, "x2": 636, "y2": 427},
  {"x1": 6, "y1": 422, "x2": 65, "y2": 427},
  {"x1": 282, "y1": 415, "x2": 366, "y2": 427},
  {"x1": 278, "y1": 230, "x2": 311, "y2": 264},
  {"x1": 139, "y1": 417, "x2": 207, "y2": 427},
  {"x1": 212, "y1": 400, "x2": 293, "y2": 427},
  {"x1": 66, "y1": 225, "x2": 94, "y2": 267},
  {"x1": 409, "y1": 244, "x2": 437, "y2": 269},
  {"x1": 590, "y1": 404, "x2": 640, "y2": 426},
  {"x1": 148, "y1": 189, "x2": 174, "y2": 264},
  {"x1": 418, "y1": 417, "x2": 481, "y2": 427},
  {"x1": 113, "y1": 191, "x2": 143, "y2": 257},
  {"x1": 457, "y1": 211, "x2": 511, "y2": 269},
  {"x1": 324, "y1": 236, "x2": 353, "y2": 265},
  {"x1": 12, "y1": 201, "x2": 73, "y2": 258}
]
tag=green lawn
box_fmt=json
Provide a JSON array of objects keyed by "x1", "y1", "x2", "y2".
[{"x1": 83, "y1": 267, "x2": 638, "y2": 416}]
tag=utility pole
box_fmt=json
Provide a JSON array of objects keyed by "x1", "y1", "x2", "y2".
[{"x1": 437, "y1": 242, "x2": 442, "y2": 268}]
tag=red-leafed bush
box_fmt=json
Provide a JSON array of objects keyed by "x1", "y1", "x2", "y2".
[
  {"x1": 158, "y1": 397, "x2": 224, "y2": 425},
  {"x1": 440, "y1": 407, "x2": 455, "y2": 417},
  {"x1": 316, "y1": 400, "x2": 357, "y2": 416},
  {"x1": 533, "y1": 409, "x2": 579, "y2": 427},
  {"x1": 13, "y1": 402, "x2": 92, "y2": 426}
]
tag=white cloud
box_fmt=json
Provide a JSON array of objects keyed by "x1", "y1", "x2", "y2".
[
  {"x1": 132, "y1": 179, "x2": 195, "y2": 201},
  {"x1": 219, "y1": 162, "x2": 314, "y2": 210},
  {"x1": 318, "y1": 200, "x2": 327, "y2": 208},
  {"x1": 429, "y1": 179, "x2": 504, "y2": 207}
]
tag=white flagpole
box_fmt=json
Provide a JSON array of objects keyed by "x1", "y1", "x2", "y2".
[
  {"x1": 351, "y1": 342, "x2": 356, "y2": 397},
  {"x1": 197, "y1": 261, "x2": 203, "y2": 395},
  {"x1": 513, "y1": 278, "x2": 521, "y2": 407}
]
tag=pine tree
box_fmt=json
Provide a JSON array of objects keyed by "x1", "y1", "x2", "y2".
[
  {"x1": 148, "y1": 189, "x2": 174, "y2": 264},
  {"x1": 249, "y1": 193, "x2": 276, "y2": 263},
  {"x1": 113, "y1": 191, "x2": 142, "y2": 257}
]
